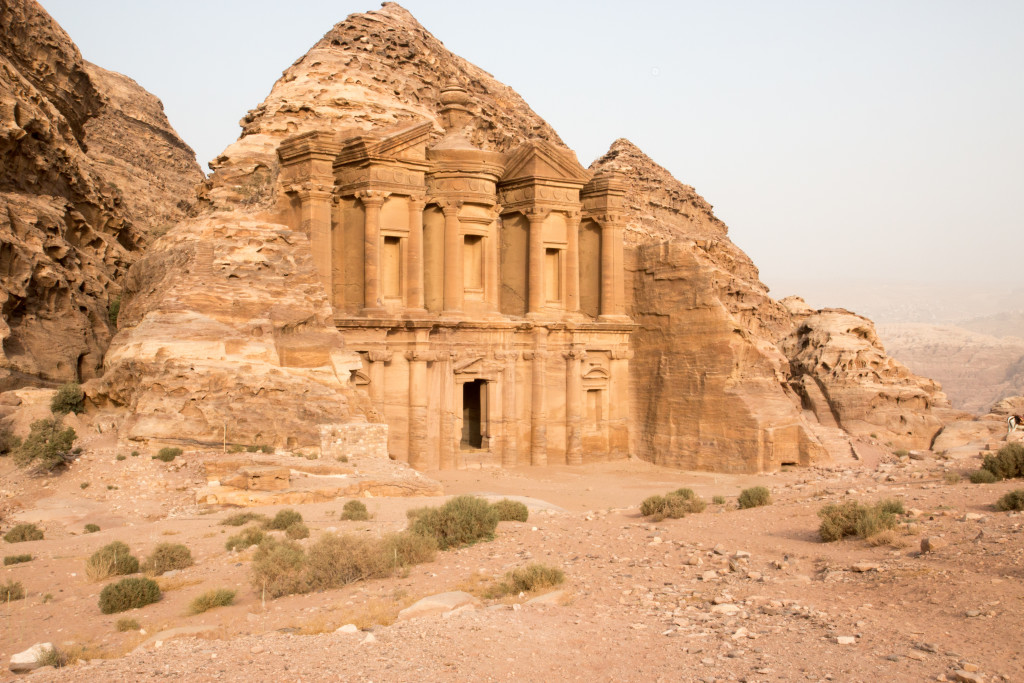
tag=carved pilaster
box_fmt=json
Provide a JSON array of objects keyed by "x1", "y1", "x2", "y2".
[{"x1": 356, "y1": 190, "x2": 390, "y2": 313}]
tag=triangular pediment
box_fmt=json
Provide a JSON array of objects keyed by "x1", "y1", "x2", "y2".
[
  {"x1": 374, "y1": 121, "x2": 432, "y2": 161},
  {"x1": 502, "y1": 140, "x2": 591, "y2": 185},
  {"x1": 454, "y1": 357, "x2": 484, "y2": 374}
]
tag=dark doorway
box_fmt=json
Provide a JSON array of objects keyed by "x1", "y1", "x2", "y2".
[{"x1": 461, "y1": 380, "x2": 485, "y2": 449}]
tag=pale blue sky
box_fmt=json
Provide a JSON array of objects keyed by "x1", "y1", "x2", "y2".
[{"x1": 41, "y1": 0, "x2": 1024, "y2": 312}]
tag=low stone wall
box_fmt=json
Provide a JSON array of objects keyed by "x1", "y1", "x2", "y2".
[{"x1": 320, "y1": 423, "x2": 389, "y2": 460}]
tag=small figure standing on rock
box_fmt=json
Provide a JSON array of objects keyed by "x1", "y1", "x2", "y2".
[{"x1": 1009, "y1": 414, "x2": 1024, "y2": 436}]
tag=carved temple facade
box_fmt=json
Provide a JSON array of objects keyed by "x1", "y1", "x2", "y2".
[{"x1": 277, "y1": 84, "x2": 633, "y2": 470}]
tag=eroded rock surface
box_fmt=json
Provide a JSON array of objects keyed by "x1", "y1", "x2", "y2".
[{"x1": 0, "y1": 0, "x2": 202, "y2": 387}]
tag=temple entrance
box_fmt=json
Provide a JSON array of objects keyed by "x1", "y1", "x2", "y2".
[{"x1": 461, "y1": 379, "x2": 485, "y2": 449}]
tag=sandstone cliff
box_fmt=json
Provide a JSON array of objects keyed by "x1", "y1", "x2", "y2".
[{"x1": 0, "y1": 0, "x2": 202, "y2": 388}]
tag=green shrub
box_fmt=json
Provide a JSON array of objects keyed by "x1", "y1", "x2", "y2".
[
  {"x1": 86, "y1": 541, "x2": 139, "y2": 580},
  {"x1": 99, "y1": 577, "x2": 161, "y2": 614},
  {"x1": 245, "y1": 444, "x2": 274, "y2": 454},
  {"x1": 13, "y1": 417, "x2": 77, "y2": 472},
  {"x1": 492, "y1": 499, "x2": 529, "y2": 522},
  {"x1": 187, "y1": 588, "x2": 236, "y2": 615},
  {"x1": 738, "y1": 487, "x2": 772, "y2": 509},
  {"x1": 153, "y1": 447, "x2": 182, "y2": 462},
  {"x1": 943, "y1": 472, "x2": 962, "y2": 484},
  {"x1": 116, "y1": 618, "x2": 140, "y2": 632},
  {"x1": 142, "y1": 543, "x2": 193, "y2": 575},
  {"x1": 116, "y1": 454, "x2": 126, "y2": 461},
  {"x1": 982, "y1": 443, "x2": 1024, "y2": 480},
  {"x1": 712, "y1": 495, "x2": 726, "y2": 505},
  {"x1": 130, "y1": 450, "x2": 139, "y2": 457},
  {"x1": 285, "y1": 522, "x2": 310, "y2": 540},
  {"x1": 50, "y1": 382, "x2": 84, "y2": 415},
  {"x1": 970, "y1": 469, "x2": 999, "y2": 484},
  {"x1": 108, "y1": 296, "x2": 121, "y2": 326},
  {"x1": 4, "y1": 553, "x2": 32, "y2": 565},
  {"x1": 266, "y1": 509, "x2": 303, "y2": 531},
  {"x1": 220, "y1": 512, "x2": 270, "y2": 527},
  {"x1": 380, "y1": 529, "x2": 437, "y2": 567},
  {"x1": 84, "y1": 523, "x2": 100, "y2": 533},
  {"x1": 225, "y1": 527, "x2": 266, "y2": 551},
  {"x1": 485, "y1": 563, "x2": 565, "y2": 599},
  {"x1": 0, "y1": 428, "x2": 21, "y2": 455},
  {"x1": 894, "y1": 448, "x2": 909, "y2": 458},
  {"x1": 80, "y1": 482, "x2": 90, "y2": 489},
  {"x1": 408, "y1": 495, "x2": 499, "y2": 550},
  {"x1": 340, "y1": 500, "x2": 369, "y2": 521},
  {"x1": 4, "y1": 523, "x2": 44, "y2": 543},
  {"x1": 995, "y1": 489, "x2": 1024, "y2": 512},
  {"x1": 818, "y1": 499, "x2": 902, "y2": 542},
  {"x1": 1, "y1": 580, "x2": 25, "y2": 601}
]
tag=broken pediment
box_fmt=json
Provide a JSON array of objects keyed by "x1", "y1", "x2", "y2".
[
  {"x1": 335, "y1": 121, "x2": 432, "y2": 167},
  {"x1": 502, "y1": 140, "x2": 591, "y2": 186}
]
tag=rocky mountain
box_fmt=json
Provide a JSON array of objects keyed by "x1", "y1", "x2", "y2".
[
  {"x1": 0, "y1": 0, "x2": 203, "y2": 389},
  {"x1": 879, "y1": 322, "x2": 1024, "y2": 413},
  {"x1": 92, "y1": 2, "x2": 950, "y2": 463}
]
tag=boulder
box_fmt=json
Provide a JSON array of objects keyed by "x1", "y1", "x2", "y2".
[
  {"x1": 9, "y1": 642, "x2": 52, "y2": 673},
  {"x1": 397, "y1": 591, "x2": 480, "y2": 621}
]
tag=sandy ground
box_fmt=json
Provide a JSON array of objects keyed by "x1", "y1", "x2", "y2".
[{"x1": 1, "y1": 440, "x2": 1022, "y2": 682}]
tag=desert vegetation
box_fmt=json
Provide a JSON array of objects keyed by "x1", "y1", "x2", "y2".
[
  {"x1": 1, "y1": 579, "x2": 25, "y2": 601},
  {"x1": 4, "y1": 553, "x2": 32, "y2": 565},
  {"x1": 407, "y1": 496, "x2": 499, "y2": 550},
  {"x1": 141, "y1": 543, "x2": 193, "y2": 575},
  {"x1": 980, "y1": 443, "x2": 1024, "y2": 480},
  {"x1": 12, "y1": 417, "x2": 78, "y2": 473},
  {"x1": 99, "y1": 577, "x2": 162, "y2": 614},
  {"x1": 738, "y1": 486, "x2": 772, "y2": 509},
  {"x1": 491, "y1": 499, "x2": 529, "y2": 522},
  {"x1": 995, "y1": 489, "x2": 1024, "y2": 511},
  {"x1": 4, "y1": 522, "x2": 43, "y2": 543},
  {"x1": 188, "y1": 588, "x2": 236, "y2": 615},
  {"x1": 340, "y1": 500, "x2": 370, "y2": 521},
  {"x1": 818, "y1": 498, "x2": 905, "y2": 542},
  {"x1": 153, "y1": 447, "x2": 182, "y2": 462},
  {"x1": 50, "y1": 382, "x2": 84, "y2": 415},
  {"x1": 86, "y1": 541, "x2": 140, "y2": 580},
  {"x1": 483, "y1": 563, "x2": 565, "y2": 599},
  {"x1": 640, "y1": 488, "x2": 707, "y2": 520}
]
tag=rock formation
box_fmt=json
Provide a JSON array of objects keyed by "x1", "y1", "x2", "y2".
[
  {"x1": 87, "y1": 2, "x2": 949, "y2": 468},
  {"x1": 0, "y1": 0, "x2": 202, "y2": 389},
  {"x1": 878, "y1": 322, "x2": 1024, "y2": 413}
]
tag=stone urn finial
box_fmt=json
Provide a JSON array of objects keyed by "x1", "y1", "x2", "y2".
[{"x1": 439, "y1": 80, "x2": 473, "y2": 132}]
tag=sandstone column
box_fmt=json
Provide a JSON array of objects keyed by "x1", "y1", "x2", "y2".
[
  {"x1": 529, "y1": 327, "x2": 548, "y2": 466},
  {"x1": 565, "y1": 345, "x2": 584, "y2": 466},
  {"x1": 599, "y1": 218, "x2": 615, "y2": 318},
  {"x1": 358, "y1": 191, "x2": 388, "y2": 314},
  {"x1": 366, "y1": 350, "x2": 391, "y2": 407},
  {"x1": 612, "y1": 221, "x2": 626, "y2": 315},
  {"x1": 407, "y1": 195, "x2": 427, "y2": 313},
  {"x1": 565, "y1": 211, "x2": 581, "y2": 314},
  {"x1": 441, "y1": 200, "x2": 463, "y2": 315},
  {"x1": 438, "y1": 351, "x2": 455, "y2": 470},
  {"x1": 485, "y1": 206, "x2": 502, "y2": 313},
  {"x1": 497, "y1": 350, "x2": 518, "y2": 468},
  {"x1": 406, "y1": 329, "x2": 430, "y2": 469},
  {"x1": 298, "y1": 187, "x2": 334, "y2": 299},
  {"x1": 527, "y1": 209, "x2": 547, "y2": 316}
]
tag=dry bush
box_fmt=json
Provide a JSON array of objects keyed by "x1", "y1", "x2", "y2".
[
  {"x1": 265, "y1": 509, "x2": 303, "y2": 531},
  {"x1": 142, "y1": 543, "x2": 193, "y2": 575},
  {"x1": 86, "y1": 541, "x2": 139, "y2": 580},
  {"x1": 225, "y1": 527, "x2": 266, "y2": 551},
  {"x1": 340, "y1": 500, "x2": 369, "y2": 521},
  {"x1": 220, "y1": 512, "x2": 269, "y2": 527},
  {"x1": 970, "y1": 469, "x2": 999, "y2": 484},
  {"x1": 641, "y1": 488, "x2": 707, "y2": 521},
  {"x1": 738, "y1": 487, "x2": 772, "y2": 509},
  {"x1": 84, "y1": 523, "x2": 100, "y2": 533},
  {"x1": 0, "y1": 427, "x2": 21, "y2": 455},
  {"x1": 1, "y1": 579, "x2": 25, "y2": 601},
  {"x1": 251, "y1": 531, "x2": 436, "y2": 600},
  {"x1": 492, "y1": 499, "x2": 529, "y2": 522},
  {"x1": 818, "y1": 499, "x2": 903, "y2": 542},
  {"x1": 116, "y1": 618, "x2": 140, "y2": 632},
  {"x1": 99, "y1": 577, "x2": 161, "y2": 614},
  {"x1": 187, "y1": 588, "x2": 236, "y2": 615},
  {"x1": 943, "y1": 472, "x2": 962, "y2": 485},
  {"x1": 995, "y1": 489, "x2": 1024, "y2": 511},
  {"x1": 712, "y1": 495, "x2": 727, "y2": 505},
  {"x1": 484, "y1": 563, "x2": 565, "y2": 599},
  {"x1": 153, "y1": 447, "x2": 182, "y2": 462},
  {"x1": 408, "y1": 495, "x2": 499, "y2": 550},
  {"x1": 0, "y1": 523, "x2": 34, "y2": 544},
  {"x1": 982, "y1": 443, "x2": 1024, "y2": 480},
  {"x1": 36, "y1": 645, "x2": 71, "y2": 669},
  {"x1": 865, "y1": 529, "x2": 896, "y2": 547},
  {"x1": 285, "y1": 522, "x2": 310, "y2": 540},
  {"x1": 4, "y1": 553, "x2": 32, "y2": 565}
]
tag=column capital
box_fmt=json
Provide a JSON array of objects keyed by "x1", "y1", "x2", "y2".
[
  {"x1": 405, "y1": 350, "x2": 437, "y2": 362},
  {"x1": 366, "y1": 350, "x2": 393, "y2": 363},
  {"x1": 493, "y1": 350, "x2": 519, "y2": 362},
  {"x1": 525, "y1": 207, "x2": 550, "y2": 223},
  {"x1": 434, "y1": 198, "x2": 463, "y2": 216},
  {"x1": 407, "y1": 194, "x2": 428, "y2": 211},
  {"x1": 356, "y1": 189, "x2": 390, "y2": 207},
  {"x1": 563, "y1": 348, "x2": 586, "y2": 361}
]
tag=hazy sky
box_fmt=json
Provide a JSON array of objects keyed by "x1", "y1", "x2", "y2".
[{"x1": 42, "y1": 0, "x2": 1024, "y2": 312}]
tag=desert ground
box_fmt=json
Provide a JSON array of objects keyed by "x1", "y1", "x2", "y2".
[{"x1": 2, "y1": 432, "x2": 1022, "y2": 683}]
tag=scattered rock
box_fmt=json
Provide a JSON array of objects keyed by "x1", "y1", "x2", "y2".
[
  {"x1": 397, "y1": 591, "x2": 480, "y2": 621},
  {"x1": 836, "y1": 636, "x2": 856, "y2": 645},
  {"x1": 9, "y1": 643, "x2": 53, "y2": 673},
  {"x1": 851, "y1": 562, "x2": 880, "y2": 572},
  {"x1": 921, "y1": 536, "x2": 948, "y2": 553}
]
